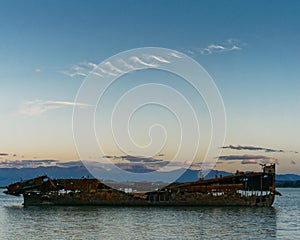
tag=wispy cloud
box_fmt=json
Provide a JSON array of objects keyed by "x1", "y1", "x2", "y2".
[
  {"x1": 118, "y1": 155, "x2": 164, "y2": 163},
  {"x1": 102, "y1": 155, "x2": 172, "y2": 171},
  {"x1": 221, "y1": 145, "x2": 298, "y2": 154},
  {"x1": 61, "y1": 52, "x2": 178, "y2": 79},
  {"x1": 0, "y1": 159, "x2": 58, "y2": 168},
  {"x1": 218, "y1": 155, "x2": 270, "y2": 161},
  {"x1": 19, "y1": 100, "x2": 92, "y2": 116},
  {"x1": 61, "y1": 42, "x2": 239, "y2": 80},
  {"x1": 130, "y1": 56, "x2": 158, "y2": 68},
  {"x1": 0, "y1": 159, "x2": 84, "y2": 169},
  {"x1": 117, "y1": 59, "x2": 136, "y2": 70},
  {"x1": 103, "y1": 61, "x2": 124, "y2": 74},
  {"x1": 101, "y1": 155, "x2": 210, "y2": 172},
  {"x1": 202, "y1": 39, "x2": 242, "y2": 55},
  {"x1": 191, "y1": 162, "x2": 216, "y2": 170},
  {"x1": 222, "y1": 145, "x2": 282, "y2": 153},
  {"x1": 187, "y1": 39, "x2": 242, "y2": 56},
  {"x1": 169, "y1": 51, "x2": 183, "y2": 59},
  {"x1": 241, "y1": 159, "x2": 258, "y2": 164},
  {"x1": 218, "y1": 154, "x2": 279, "y2": 165},
  {"x1": 61, "y1": 64, "x2": 90, "y2": 78},
  {"x1": 103, "y1": 155, "x2": 166, "y2": 164},
  {"x1": 56, "y1": 161, "x2": 84, "y2": 168},
  {"x1": 146, "y1": 55, "x2": 171, "y2": 63}
]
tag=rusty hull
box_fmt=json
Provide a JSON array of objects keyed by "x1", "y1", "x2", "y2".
[{"x1": 4, "y1": 164, "x2": 279, "y2": 207}]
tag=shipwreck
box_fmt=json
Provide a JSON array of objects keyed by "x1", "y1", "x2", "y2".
[{"x1": 4, "y1": 164, "x2": 281, "y2": 207}]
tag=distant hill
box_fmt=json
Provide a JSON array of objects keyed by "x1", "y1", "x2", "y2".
[
  {"x1": 276, "y1": 174, "x2": 300, "y2": 181},
  {"x1": 0, "y1": 166, "x2": 300, "y2": 187},
  {"x1": 175, "y1": 169, "x2": 232, "y2": 182},
  {"x1": 275, "y1": 174, "x2": 300, "y2": 188},
  {"x1": 0, "y1": 166, "x2": 233, "y2": 186},
  {"x1": 0, "y1": 166, "x2": 92, "y2": 186}
]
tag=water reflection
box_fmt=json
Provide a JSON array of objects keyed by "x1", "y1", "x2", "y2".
[
  {"x1": 1, "y1": 204, "x2": 277, "y2": 240},
  {"x1": 2, "y1": 189, "x2": 300, "y2": 240}
]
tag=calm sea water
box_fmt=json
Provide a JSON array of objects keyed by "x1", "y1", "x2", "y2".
[{"x1": 0, "y1": 188, "x2": 299, "y2": 240}]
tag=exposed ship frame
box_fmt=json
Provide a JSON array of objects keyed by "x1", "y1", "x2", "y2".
[{"x1": 4, "y1": 164, "x2": 281, "y2": 207}]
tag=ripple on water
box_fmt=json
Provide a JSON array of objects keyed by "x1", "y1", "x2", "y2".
[{"x1": 0, "y1": 188, "x2": 299, "y2": 240}]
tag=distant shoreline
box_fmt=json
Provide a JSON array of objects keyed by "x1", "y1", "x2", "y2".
[
  {"x1": 276, "y1": 181, "x2": 300, "y2": 188},
  {"x1": 1, "y1": 183, "x2": 299, "y2": 189}
]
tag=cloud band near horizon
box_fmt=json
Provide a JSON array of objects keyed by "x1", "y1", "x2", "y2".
[
  {"x1": 221, "y1": 145, "x2": 298, "y2": 154},
  {"x1": 19, "y1": 100, "x2": 93, "y2": 116},
  {"x1": 218, "y1": 154, "x2": 278, "y2": 165}
]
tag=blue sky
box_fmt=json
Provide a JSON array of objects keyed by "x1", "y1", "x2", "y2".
[{"x1": 0, "y1": 0, "x2": 299, "y2": 174}]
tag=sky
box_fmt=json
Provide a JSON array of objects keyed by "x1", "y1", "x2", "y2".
[{"x1": 0, "y1": 0, "x2": 299, "y2": 175}]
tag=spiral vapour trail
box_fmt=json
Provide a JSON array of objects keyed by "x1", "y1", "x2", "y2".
[{"x1": 72, "y1": 47, "x2": 226, "y2": 191}]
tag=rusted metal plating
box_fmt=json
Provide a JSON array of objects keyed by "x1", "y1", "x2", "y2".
[{"x1": 4, "y1": 164, "x2": 279, "y2": 207}]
